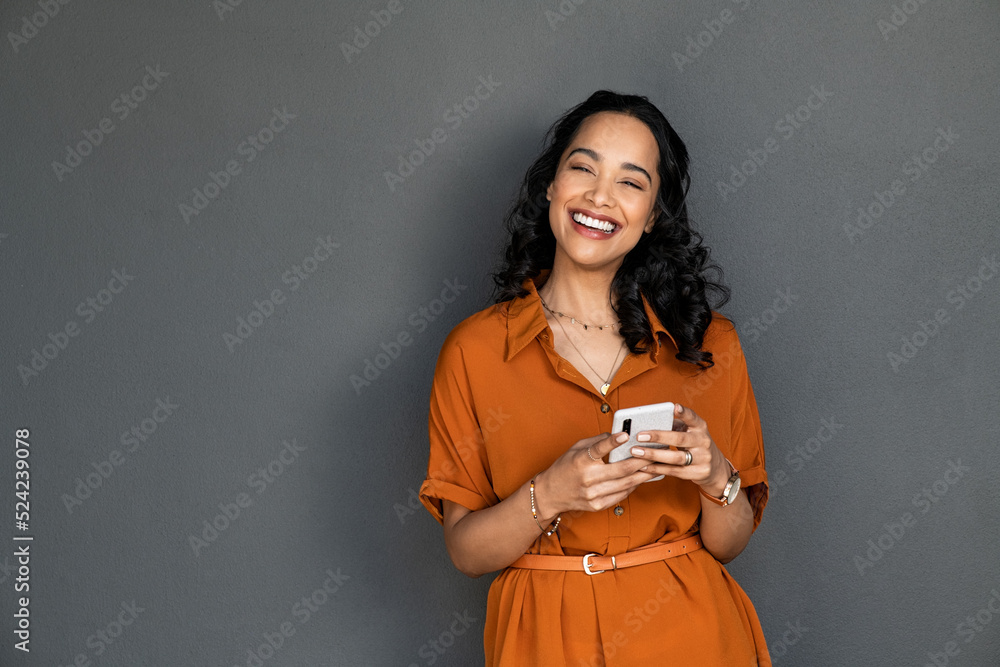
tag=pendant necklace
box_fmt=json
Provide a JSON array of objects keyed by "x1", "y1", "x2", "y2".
[
  {"x1": 539, "y1": 295, "x2": 625, "y2": 397},
  {"x1": 539, "y1": 293, "x2": 628, "y2": 515}
]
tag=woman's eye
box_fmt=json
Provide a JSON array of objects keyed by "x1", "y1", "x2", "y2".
[{"x1": 571, "y1": 166, "x2": 641, "y2": 189}]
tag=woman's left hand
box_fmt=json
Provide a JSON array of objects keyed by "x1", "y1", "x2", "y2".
[{"x1": 628, "y1": 403, "x2": 730, "y2": 497}]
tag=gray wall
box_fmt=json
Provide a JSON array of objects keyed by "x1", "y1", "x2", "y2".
[{"x1": 2, "y1": 1, "x2": 998, "y2": 665}]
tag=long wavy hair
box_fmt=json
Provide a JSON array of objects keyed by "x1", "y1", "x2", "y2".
[{"x1": 490, "y1": 90, "x2": 730, "y2": 368}]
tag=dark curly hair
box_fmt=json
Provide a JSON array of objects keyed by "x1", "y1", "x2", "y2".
[{"x1": 490, "y1": 90, "x2": 729, "y2": 368}]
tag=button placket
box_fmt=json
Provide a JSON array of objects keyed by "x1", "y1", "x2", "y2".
[{"x1": 597, "y1": 387, "x2": 630, "y2": 546}]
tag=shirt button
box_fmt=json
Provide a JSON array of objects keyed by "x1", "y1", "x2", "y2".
[
  {"x1": 601, "y1": 403, "x2": 610, "y2": 413},
  {"x1": 614, "y1": 506, "x2": 624, "y2": 516}
]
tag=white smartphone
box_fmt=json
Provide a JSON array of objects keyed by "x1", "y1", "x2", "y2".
[{"x1": 608, "y1": 401, "x2": 676, "y2": 482}]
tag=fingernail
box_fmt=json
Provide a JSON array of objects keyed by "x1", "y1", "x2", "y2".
[
  {"x1": 632, "y1": 447, "x2": 644, "y2": 456},
  {"x1": 636, "y1": 433, "x2": 650, "y2": 442},
  {"x1": 616, "y1": 433, "x2": 628, "y2": 443},
  {"x1": 676, "y1": 404, "x2": 684, "y2": 413}
]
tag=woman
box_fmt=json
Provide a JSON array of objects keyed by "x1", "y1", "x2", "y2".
[{"x1": 419, "y1": 90, "x2": 770, "y2": 665}]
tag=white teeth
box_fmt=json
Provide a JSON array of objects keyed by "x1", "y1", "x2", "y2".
[{"x1": 572, "y1": 212, "x2": 616, "y2": 233}]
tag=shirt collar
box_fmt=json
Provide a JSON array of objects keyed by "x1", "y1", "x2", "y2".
[{"x1": 504, "y1": 268, "x2": 679, "y2": 362}]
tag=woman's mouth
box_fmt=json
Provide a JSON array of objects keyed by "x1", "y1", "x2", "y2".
[{"x1": 571, "y1": 211, "x2": 620, "y2": 236}]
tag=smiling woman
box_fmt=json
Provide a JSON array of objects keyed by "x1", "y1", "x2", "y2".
[{"x1": 419, "y1": 90, "x2": 770, "y2": 665}]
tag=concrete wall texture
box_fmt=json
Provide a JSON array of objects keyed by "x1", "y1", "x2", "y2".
[{"x1": 2, "y1": 0, "x2": 998, "y2": 665}]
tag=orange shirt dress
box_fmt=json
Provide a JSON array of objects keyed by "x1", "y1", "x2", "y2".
[{"x1": 419, "y1": 270, "x2": 771, "y2": 666}]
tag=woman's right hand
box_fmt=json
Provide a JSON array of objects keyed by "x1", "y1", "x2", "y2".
[{"x1": 534, "y1": 432, "x2": 658, "y2": 517}]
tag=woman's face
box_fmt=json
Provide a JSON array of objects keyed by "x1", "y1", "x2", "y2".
[{"x1": 545, "y1": 111, "x2": 661, "y2": 274}]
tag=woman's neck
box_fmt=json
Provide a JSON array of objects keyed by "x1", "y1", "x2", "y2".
[{"x1": 537, "y1": 258, "x2": 621, "y2": 324}]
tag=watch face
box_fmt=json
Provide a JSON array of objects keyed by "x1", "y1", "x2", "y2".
[{"x1": 726, "y1": 475, "x2": 741, "y2": 504}]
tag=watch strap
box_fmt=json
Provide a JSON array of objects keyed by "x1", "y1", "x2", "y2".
[{"x1": 699, "y1": 458, "x2": 739, "y2": 506}]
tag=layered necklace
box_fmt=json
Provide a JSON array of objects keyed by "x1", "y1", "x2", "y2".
[{"x1": 538, "y1": 293, "x2": 625, "y2": 397}]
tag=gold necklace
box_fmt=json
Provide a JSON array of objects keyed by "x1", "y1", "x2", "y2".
[
  {"x1": 538, "y1": 294, "x2": 620, "y2": 331},
  {"x1": 548, "y1": 305, "x2": 626, "y2": 397}
]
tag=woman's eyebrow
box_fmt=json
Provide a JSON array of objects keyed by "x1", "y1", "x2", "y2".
[{"x1": 566, "y1": 147, "x2": 652, "y2": 185}]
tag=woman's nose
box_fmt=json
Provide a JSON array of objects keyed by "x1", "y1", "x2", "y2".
[{"x1": 585, "y1": 176, "x2": 615, "y2": 207}]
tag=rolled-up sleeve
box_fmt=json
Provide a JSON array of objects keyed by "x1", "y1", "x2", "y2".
[
  {"x1": 723, "y1": 328, "x2": 768, "y2": 531},
  {"x1": 419, "y1": 331, "x2": 499, "y2": 525}
]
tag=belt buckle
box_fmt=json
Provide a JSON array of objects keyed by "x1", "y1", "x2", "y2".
[
  {"x1": 582, "y1": 553, "x2": 603, "y2": 575},
  {"x1": 582, "y1": 553, "x2": 616, "y2": 575}
]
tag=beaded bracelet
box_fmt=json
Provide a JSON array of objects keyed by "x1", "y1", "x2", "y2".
[{"x1": 530, "y1": 478, "x2": 561, "y2": 536}]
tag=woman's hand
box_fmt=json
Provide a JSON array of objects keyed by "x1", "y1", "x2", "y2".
[
  {"x1": 626, "y1": 403, "x2": 730, "y2": 497},
  {"x1": 442, "y1": 431, "x2": 656, "y2": 577},
  {"x1": 534, "y1": 432, "x2": 657, "y2": 519},
  {"x1": 625, "y1": 402, "x2": 754, "y2": 562}
]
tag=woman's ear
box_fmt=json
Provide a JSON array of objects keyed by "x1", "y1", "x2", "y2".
[{"x1": 644, "y1": 209, "x2": 658, "y2": 233}]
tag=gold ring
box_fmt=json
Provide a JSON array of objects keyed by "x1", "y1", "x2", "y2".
[{"x1": 587, "y1": 446, "x2": 599, "y2": 462}]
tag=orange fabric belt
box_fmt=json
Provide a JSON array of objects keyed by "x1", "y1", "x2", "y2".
[{"x1": 508, "y1": 534, "x2": 703, "y2": 575}]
